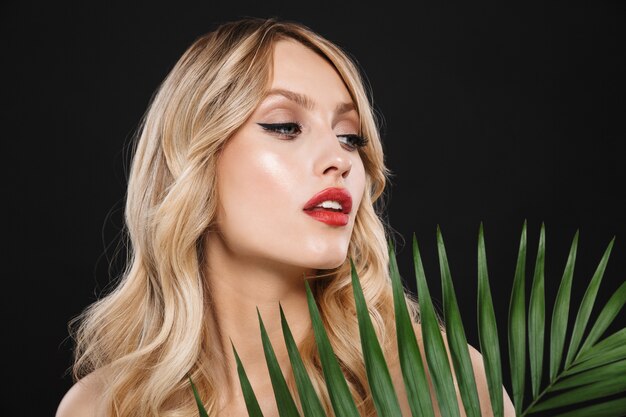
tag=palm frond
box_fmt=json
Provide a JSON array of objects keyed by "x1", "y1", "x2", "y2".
[
  {"x1": 528, "y1": 223, "x2": 546, "y2": 399},
  {"x1": 521, "y1": 233, "x2": 623, "y2": 416},
  {"x1": 190, "y1": 222, "x2": 625, "y2": 417},
  {"x1": 349, "y1": 258, "x2": 403, "y2": 416},
  {"x1": 279, "y1": 303, "x2": 327, "y2": 417},
  {"x1": 508, "y1": 220, "x2": 527, "y2": 416},
  {"x1": 257, "y1": 307, "x2": 301, "y2": 416},
  {"x1": 189, "y1": 376, "x2": 210, "y2": 417},
  {"x1": 304, "y1": 280, "x2": 360, "y2": 417},
  {"x1": 388, "y1": 238, "x2": 435, "y2": 417},
  {"x1": 231, "y1": 340, "x2": 265, "y2": 417},
  {"x1": 564, "y1": 237, "x2": 615, "y2": 367},
  {"x1": 549, "y1": 230, "x2": 579, "y2": 382},
  {"x1": 437, "y1": 226, "x2": 482, "y2": 417},
  {"x1": 477, "y1": 223, "x2": 505, "y2": 417},
  {"x1": 412, "y1": 232, "x2": 462, "y2": 417}
]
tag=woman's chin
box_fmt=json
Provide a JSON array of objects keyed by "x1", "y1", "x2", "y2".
[
  {"x1": 279, "y1": 239, "x2": 351, "y2": 271},
  {"x1": 305, "y1": 252, "x2": 349, "y2": 270}
]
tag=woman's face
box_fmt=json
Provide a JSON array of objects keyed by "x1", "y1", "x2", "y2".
[{"x1": 214, "y1": 39, "x2": 367, "y2": 271}]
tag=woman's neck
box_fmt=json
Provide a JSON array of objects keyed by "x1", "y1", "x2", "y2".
[{"x1": 204, "y1": 233, "x2": 315, "y2": 404}]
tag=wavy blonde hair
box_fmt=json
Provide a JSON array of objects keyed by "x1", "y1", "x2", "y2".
[{"x1": 70, "y1": 17, "x2": 421, "y2": 417}]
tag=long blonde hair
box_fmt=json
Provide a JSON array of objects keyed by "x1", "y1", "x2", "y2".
[{"x1": 70, "y1": 17, "x2": 420, "y2": 417}]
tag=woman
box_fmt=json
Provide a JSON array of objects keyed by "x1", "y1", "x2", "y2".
[{"x1": 57, "y1": 17, "x2": 514, "y2": 417}]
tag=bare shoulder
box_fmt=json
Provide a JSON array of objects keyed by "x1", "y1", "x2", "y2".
[
  {"x1": 56, "y1": 370, "x2": 105, "y2": 417},
  {"x1": 459, "y1": 340, "x2": 516, "y2": 417},
  {"x1": 411, "y1": 323, "x2": 516, "y2": 417}
]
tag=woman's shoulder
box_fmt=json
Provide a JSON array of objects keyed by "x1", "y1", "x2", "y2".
[
  {"x1": 56, "y1": 370, "x2": 106, "y2": 417},
  {"x1": 398, "y1": 321, "x2": 515, "y2": 417}
]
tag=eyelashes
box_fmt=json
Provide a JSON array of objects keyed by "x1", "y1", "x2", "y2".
[
  {"x1": 258, "y1": 122, "x2": 303, "y2": 138},
  {"x1": 257, "y1": 122, "x2": 369, "y2": 151},
  {"x1": 339, "y1": 134, "x2": 369, "y2": 150}
]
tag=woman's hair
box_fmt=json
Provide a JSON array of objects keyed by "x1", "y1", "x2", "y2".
[{"x1": 70, "y1": 17, "x2": 421, "y2": 417}]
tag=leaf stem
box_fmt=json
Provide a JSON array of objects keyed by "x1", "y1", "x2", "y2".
[
  {"x1": 520, "y1": 378, "x2": 555, "y2": 416},
  {"x1": 520, "y1": 354, "x2": 584, "y2": 417}
]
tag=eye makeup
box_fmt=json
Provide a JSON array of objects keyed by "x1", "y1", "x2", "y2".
[
  {"x1": 257, "y1": 122, "x2": 302, "y2": 139},
  {"x1": 337, "y1": 134, "x2": 368, "y2": 150},
  {"x1": 257, "y1": 122, "x2": 368, "y2": 151}
]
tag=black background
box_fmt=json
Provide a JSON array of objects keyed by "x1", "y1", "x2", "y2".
[{"x1": 4, "y1": 2, "x2": 625, "y2": 415}]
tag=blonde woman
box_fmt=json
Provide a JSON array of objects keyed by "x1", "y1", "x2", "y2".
[{"x1": 56, "y1": 17, "x2": 514, "y2": 417}]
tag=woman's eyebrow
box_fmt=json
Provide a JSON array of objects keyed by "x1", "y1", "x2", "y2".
[{"x1": 264, "y1": 88, "x2": 356, "y2": 115}]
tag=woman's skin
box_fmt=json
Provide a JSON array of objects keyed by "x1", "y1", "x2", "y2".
[
  {"x1": 206, "y1": 38, "x2": 366, "y2": 415},
  {"x1": 56, "y1": 38, "x2": 515, "y2": 417}
]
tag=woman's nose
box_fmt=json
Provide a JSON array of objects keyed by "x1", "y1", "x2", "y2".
[{"x1": 313, "y1": 130, "x2": 353, "y2": 180}]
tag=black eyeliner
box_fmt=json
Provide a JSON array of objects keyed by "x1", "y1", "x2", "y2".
[
  {"x1": 257, "y1": 122, "x2": 368, "y2": 149},
  {"x1": 257, "y1": 122, "x2": 303, "y2": 138},
  {"x1": 257, "y1": 122, "x2": 292, "y2": 130}
]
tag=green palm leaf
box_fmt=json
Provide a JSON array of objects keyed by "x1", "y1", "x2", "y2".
[
  {"x1": 190, "y1": 222, "x2": 626, "y2": 417},
  {"x1": 508, "y1": 220, "x2": 527, "y2": 416},
  {"x1": 437, "y1": 226, "x2": 482, "y2": 417},
  {"x1": 349, "y1": 258, "x2": 403, "y2": 416},
  {"x1": 528, "y1": 223, "x2": 546, "y2": 398},
  {"x1": 279, "y1": 303, "x2": 327, "y2": 417},
  {"x1": 189, "y1": 376, "x2": 210, "y2": 417},
  {"x1": 549, "y1": 398, "x2": 626, "y2": 417},
  {"x1": 232, "y1": 340, "x2": 265, "y2": 417},
  {"x1": 552, "y1": 359, "x2": 626, "y2": 390},
  {"x1": 576, "y1": 328, "x2": 626, "y2": 363},
  {"x1": 549, "y1": 230, "x2": 579, "y2": 382},
  {"x1": 565, "y1": 237, "x2": 615, "y2": 367},
  {"x1": 412, "y1": 233, "x2": 461, "y2": 417},
  {"x1": 257, "y1": 307, "x2": 301, "y2": 417},
  {"x1": 521, "y1": 233, "x2": 624, "y2": 415},
  {"x1": 388, "y1": 238, "x2": 435, "y2": 417},
  {"x1": 562, "y1": 343, "x2": 626, "y2": 376},
  {"x1": 578, "y1": 280, "x2": 626, "y2": 355},
  {"x1": 477, "y1": 223, "x2": 504, "y2": 417},
  {"x1": 530, "y1": 377, "x2": 626, "y2": 412},
  {"x1": 304, "y1": 280, "x2": 360, "y2": 417}
]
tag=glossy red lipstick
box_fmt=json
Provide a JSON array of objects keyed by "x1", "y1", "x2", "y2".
[{"x1": 303, "y1": 187, "x2": 352, "y2": 226}]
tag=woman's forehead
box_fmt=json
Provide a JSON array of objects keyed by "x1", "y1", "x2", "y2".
[{"x1": 267, "y1": 39, "x2": 355, "y2": 112}]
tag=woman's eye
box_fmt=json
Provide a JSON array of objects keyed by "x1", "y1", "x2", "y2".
[
  {"x1": 338, "y1": 134, "x2": 369, "y2": 151},
  {"x1": 257, "y1": 122, "x2": 369, "y2": 151},
  {"x1": 257, "y1": 122, "x2": 302, "y2": 138}
]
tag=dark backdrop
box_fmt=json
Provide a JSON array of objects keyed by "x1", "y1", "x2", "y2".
[{"x1": 4, "y1": 2, "x2": 625, "y2": 415}]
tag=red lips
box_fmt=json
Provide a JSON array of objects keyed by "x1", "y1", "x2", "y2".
[
  {"x1": 303, "y1": 187, "x2": 353, "y2": 214},
  {"x1": 303, "y1": 187, "x2": 353, "y2": 226}
]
